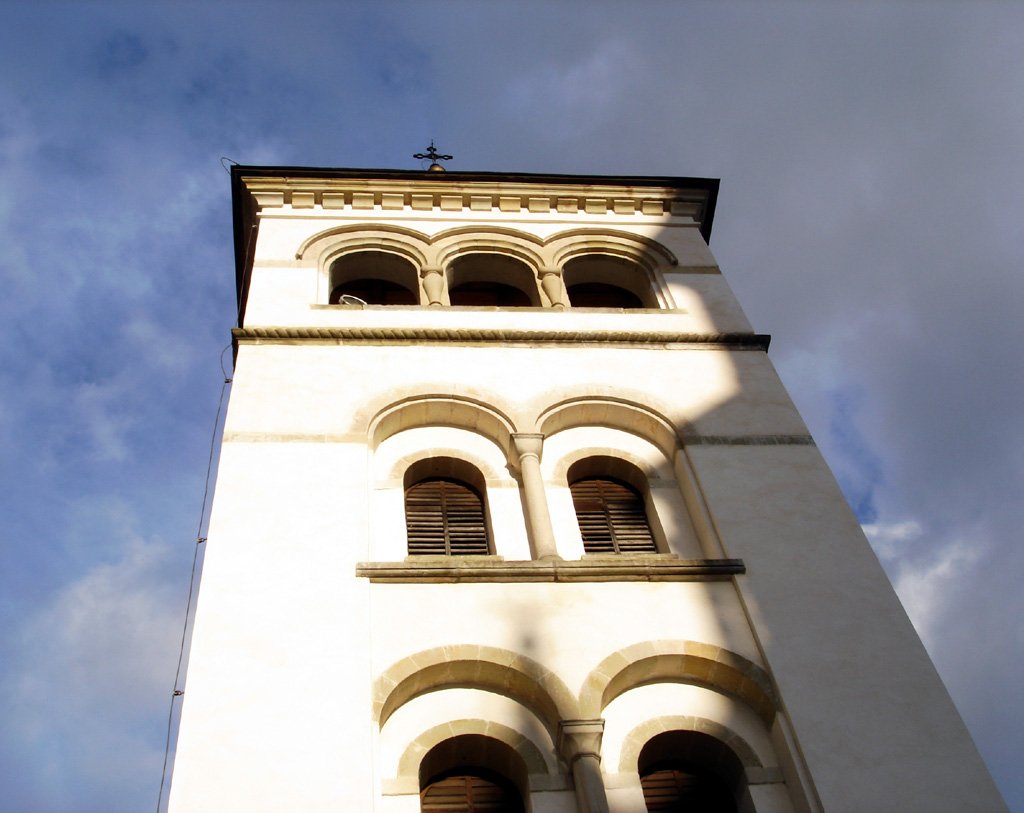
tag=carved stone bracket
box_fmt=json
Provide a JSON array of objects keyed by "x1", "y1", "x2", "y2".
[
  {"x1": 539, "y1": 267, "x2": 567, "y2": 310},
  {"x1": 419, "y1": 266, "x2": 446, "y2": 306},
  {"x1": 558, "y1": 719, "x2": 605, "y2": 764}
]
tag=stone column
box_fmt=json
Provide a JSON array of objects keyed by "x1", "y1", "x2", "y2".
[
  {"x1": 420, "y1": 266, "x2": 446, "y2": 306},
  {"x1": 559, "y1": 719, "x2": 609, "y2": 813},
  {"x1": 539, "y1": 267, "x2": 567, "y2": 309},
  {"x1": 511, "y1": 433, "x2": 560, "y2": 560}
]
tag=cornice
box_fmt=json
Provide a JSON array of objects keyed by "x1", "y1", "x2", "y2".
[
  {"x1": 231, "y1": 326, "x2": 771, "y2": 349},
  {"x1": 242, "y1": 177, "x2": 707, "y2": 221}
]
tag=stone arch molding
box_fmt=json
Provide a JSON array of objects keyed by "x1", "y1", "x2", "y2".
[
  {"x1": 548, "y1": 445, "x2": 666, "y2": 487},
  {"x1": 295, "y1": 223, "x2": 678, "y2": 275},
  {"x1": 537, "y1": 394, "x2": 686, "y2": 460},
  {"x1": 363, "y1": 392, "x2": 522, "y2": 456},
  {"x1": 432, "y1": 227, "x2": 547, "y2": 271},
  {"x1": 361, "y1": 390, "x2": 699, "y2": 477},
  {"x1": 580, "y1": 641, "x2": 778, "y2": 725},
  {"x1": 382, "y1": 446, "x2": 509, "y2": 485},
  {"x1": 396, "y1": 719, "x2": 553, "y2": 779},
  {"x1": 296, "y1": 224, "x2": 549, "y2": 271},
  {"x1": 296, "y1": 224, "x2": 433, "y2": 267},
  {"x1": 618, "y1": 715, "x2": 763, "y2": 773},
  {"x1": 373, "y1": 645, "x2": 580, "y2": 738},
  {"x1": 546, "y1": 228, "x2": 678, "y2": 271}
]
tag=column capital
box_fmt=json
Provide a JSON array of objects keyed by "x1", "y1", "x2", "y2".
[
  {"x1": 538, "y1": 268, "x2": 567, "y2": 310},
  {"x1": 511, "y1": 432, "x2": 545, "y2": 462},
  {"x1": 419, "y1": 266, "x2": 446, "y2": 306},
  {"x1": 558, "y1": 719, "x2": 605, "y2": 763}
]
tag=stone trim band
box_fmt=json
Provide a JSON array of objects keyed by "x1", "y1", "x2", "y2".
[
  {"x1": 355, "y1": 557, "x2": 745, "y2": 583},
  {"x1": 232, "y1": 326, "x2": 771, "y2": 349}
]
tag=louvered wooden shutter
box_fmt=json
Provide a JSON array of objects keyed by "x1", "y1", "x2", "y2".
[
  {"x1": 640, "y1": 768, "x2": 736, "y2": 812},
  {"x1": 405, "y1": 478, "x2": 489, "y2": 556},
  {"x1": 570, "y1": 477, "x2": 656, "y2": 554},
  {"x1": 421, "y1": 774, "x2": 521, "y2": 812}
]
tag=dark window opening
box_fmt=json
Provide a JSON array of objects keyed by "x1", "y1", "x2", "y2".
[
  {"x1": 405, "y1": 477, "x2": 489, "y2": 555},
  {"x1": 330, "y1": 278, "x2": 418, "y2": 305},
  {"x1": 421, "y1": 768, "x2": 524, "y2": 813},
  {"x1": 566, "y1": 282, "x2": 644, "y2": 308},
  {"x1": 570, "y1": 477, "x2": 656, "y2": 554},
  {"x1": 562, "y1": 254, "x2": 657, "y2": 308},
  {"x1": 449, "y1": 281, "x2": 533, "y2": 307},
  {"x1": 638, "y1": 730, "x2": 746, "y2": 813},
  {"x1": 641, "y1": 763, "x2": 737, "y2": 812}
]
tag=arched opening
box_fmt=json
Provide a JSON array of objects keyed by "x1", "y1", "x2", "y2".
[
  {"x1": 419, "y1": 735, "x2": 528, "y2": 813},
  {"x1": 329, "y1": 250, "x2": 420, "y2": 304},
  {"x1": 562, "y1": 254, "x2": 657, "y2": 308},
  {"x1": 566, "y1": 281, "x2": 644, "y2": 308},
  {"x1": 638, "y1": 730, "x2": 746, "y2": 812},
  {"x1": 405, "y1": 458, "x2": 490, "y2": 555},
  {"x1": 447, "y1": 254, "x2": 540, "y2": 307},
  {"x1": 568, "y1": 457, "x2": 657, "y2": 554}
]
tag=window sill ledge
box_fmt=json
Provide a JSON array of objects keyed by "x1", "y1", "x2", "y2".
[{"x1": 355, "y1": 556, "x2": 744, "y2": 583}]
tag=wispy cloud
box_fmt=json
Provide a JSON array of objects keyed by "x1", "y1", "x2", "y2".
[
  {"x1": 3, "y1": 504, "x2": 184, "y2": 811},
  {"x1": 863, "y1": 518, "x2": 924, "y2": 560}
]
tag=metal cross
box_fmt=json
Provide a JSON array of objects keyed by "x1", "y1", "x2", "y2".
[{"x1": 413, "y1": 141, "x2": 453, "y2": 168}]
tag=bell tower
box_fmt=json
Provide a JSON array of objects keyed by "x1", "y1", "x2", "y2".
[{"x1": 168, "y1": 162, "x2": 1006, "y2": 812}]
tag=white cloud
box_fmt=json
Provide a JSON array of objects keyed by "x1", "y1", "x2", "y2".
[
  {"x1": 889, "y1": 538, "x2": 980, "y2": 650},
  {"x1": 504, "y1": 39, "x2": 642, "y2": 141},
  {"x1": 862, "y1": 519, "x2": 924, "y2": 560},
  {"x1": 5, "y1": 511, "x2": 186, "y2": 809},
  {"x1": 124, "y1": 316, "x2": 193, "y2": 377},
  {"x1": 72, "y1": 376, "x2": 136, "y2": 463}
]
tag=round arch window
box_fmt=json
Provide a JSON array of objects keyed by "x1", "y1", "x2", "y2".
[
  {"x1": 640, "y1": 763, "x2": 737, "y2": 812},
  {"x1": 446, "y1": 253, "x2": 539, "y2": 307},
  {"x1": 562, "y1": 254, "x2": 657, "y2": 308},
  {"x1": 569, "y1": 476, "x2": 656, "y2": 554},
  {"x1": 638, "y1": 730, "x2": 745, "y2": 813},
  {"x1": 448, "y1": 280, "x2": 532, "y2": 307},
  {"x1": 330, "y1": 277, "x2": 418, "y2": 305},
  {"x1": 405, "y1": 476, "x2": 489, "y2": 556},
  {"x1": 566, "y1": 281, "x2": 644, "y2": 308},
  {"x1": 418, "y1": 735, "x2": 529, "y2": 813},
  {"x1": 421, "y1": 768, "x2": 524, "y2": 813},
  {"x1": 329, "y1": 250, "x2": 419, "y2": 305}
]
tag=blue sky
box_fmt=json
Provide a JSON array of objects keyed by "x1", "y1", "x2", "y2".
[{"x1": 1, "y1": 2, "x2": 1022, "y2": 811}]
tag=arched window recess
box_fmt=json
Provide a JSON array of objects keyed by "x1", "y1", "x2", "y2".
[
  {"x1": 568, "y1": 457, "x2": 659, "y2": 555},
  {"x1": 421, "y1": 769, "x2": 523, "y2": 813},
  {"x1": 419, "y1": 734, "x2": 528, "y2": 813},
  {"x1": 562, "y1": 254, "x2": 659, "y2": 309},
  {"x1": 447, "y1": 253, "x2": 541, "y2": 307},
  {"x1": 638, "y1": 730, "x2": 747, "y2": 813},
  {"x1": 404, "y1": 458, "x2": 491, "y2": 556},
  {"x1": 329, "y1": 250, "x2": 420, "y2": 305}
]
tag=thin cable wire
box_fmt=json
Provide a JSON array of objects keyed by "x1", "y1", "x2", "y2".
[{"x1": 156, "y1": 358, "x2": 233, "y2": 813}]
